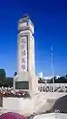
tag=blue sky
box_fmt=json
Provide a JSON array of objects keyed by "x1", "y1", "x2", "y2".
[{"x1": 0, "y1": 0, "x2": 67, "y2": 77}]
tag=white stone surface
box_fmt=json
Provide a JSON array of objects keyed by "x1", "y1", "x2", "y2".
[
  {"x1": 2, "y1": 92, "x2": 67, "y2": 116},
  {"x1": 33, "y1": 113, "x2": 67, "y2": 119},
  {"x1": 3, "y1": 97, "x2": 34, "y2": 115},
  {"x1": 18, "y1": 19, "x2": 35, "y2": 74}
]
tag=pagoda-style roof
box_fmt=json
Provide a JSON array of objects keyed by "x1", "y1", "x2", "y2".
[
  {"x1": 18, "y1": 14, "x2": 34, "y2": 27},
  {"x1": 23, "y1": 14, "x2": 30, "y2": 19},
  {"x1": 19, "y1": 14, "x2": 30, "y2": 23}
]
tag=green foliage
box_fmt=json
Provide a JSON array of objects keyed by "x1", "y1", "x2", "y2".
[
  {"x1": 0, "y1": 68, "x2": 67, "y2": 87},
  {"x1": 48, "y1": 76, "x2": 67, "y2": 83},
  {"x1": 0, "y1": 69, "x2": 6, "y2": 80},
  {"x1": 0, "y1": 69, "x2": 13, "y2": 87},
  {"x1": 38, "y1": 75, "x2": 67, "y2": 83},
  {"x1": 14, "y1": 72, "x2": 17, "y2": 76},
  {"x1": 5, "y1": 77, "x2": 13, "y2": 87}
]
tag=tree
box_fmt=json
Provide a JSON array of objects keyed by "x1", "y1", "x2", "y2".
[
  {"x1": 5, "y1": 77, "x2": 13, "y2": 87},
  {"x1": 66, "y1": 74, "x2": 67, "y2": 78},
  {"x1": 0, "y1": 69, "x2": 6, "y2": 78},
  {"x1": 0, "y1": 69, "x2": 6, "y2": 85},
  {"x1": 0, "y1": 69, "x2": 13, "y2": 87},
  {"x1": 14, "y1": 72, "x2": 17, "y2": 76}
]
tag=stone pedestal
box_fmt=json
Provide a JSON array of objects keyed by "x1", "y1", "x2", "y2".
[{"x1": 13, "y1": 72, "x2": 38, "y2": 94}]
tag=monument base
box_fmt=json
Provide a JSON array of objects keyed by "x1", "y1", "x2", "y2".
[{"x1": 13, "y1": 71, "x2": 38, "y2": 94}]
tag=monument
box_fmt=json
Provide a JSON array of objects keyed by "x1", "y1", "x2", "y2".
[{"x1": 13, "y1": 14, "x2": 38, "y2": 94}]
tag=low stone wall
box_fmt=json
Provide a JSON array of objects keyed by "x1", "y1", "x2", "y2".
[
  {"x1": 0, "y1": 92, "x2": 67, "y2": 116},
  {"x1": 41, "y1": 92, "x2": 67, "y2": 99},
  {"x1": 3, "y1": 97, "x2": 35, "y2": 116}
]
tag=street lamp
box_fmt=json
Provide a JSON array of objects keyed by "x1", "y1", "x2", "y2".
[{"x1": 50, "y1": 46, "x2": 54, "y2": 92}]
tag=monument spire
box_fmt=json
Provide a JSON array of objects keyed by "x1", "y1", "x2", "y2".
[{"x1": 13, "y1": 15, "x2": 38, "y2": 94}]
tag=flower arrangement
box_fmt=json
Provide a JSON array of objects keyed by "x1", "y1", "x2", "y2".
[{"x1": 0, "y1": 112, "x2": 27, "y2": 119}]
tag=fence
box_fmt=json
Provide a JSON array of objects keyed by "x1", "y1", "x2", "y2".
[{"x1": 38, "y1": 83, "x2": 67, "y2": 92}]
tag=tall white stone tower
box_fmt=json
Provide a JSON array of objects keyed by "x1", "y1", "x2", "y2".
[
  {"x1": 13, "y1": 15, "x2": 38, "y2": 93},
  {"x1": 18, "y1": 15, "x2": 35, "y2": 75}
]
